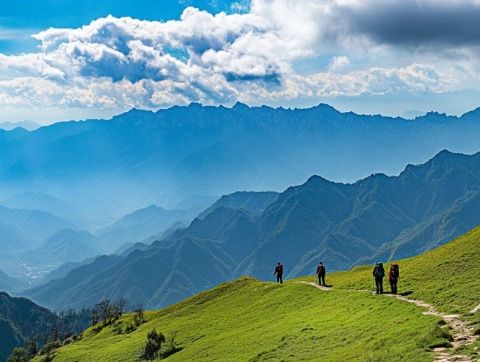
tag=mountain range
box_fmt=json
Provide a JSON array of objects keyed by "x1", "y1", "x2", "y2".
[
  {"x1": 4, "y1": 103, "x2": 480, "y2": 289},
  {"x1": 96, "y1": 205, "x2": 195, "y2": 253},
  {"x1": 1, "y1": 192, "x2": 98, "y2": 231},
  {"x1": 23, "y1": 149, "x2": 480, "y2": 311},
  {"x1": 2, "y1": 103, "x2": 480, "y2": 220},
  {"x1": 0, "y1": 271, "x2": 27, "y2": 294},
  {"x1": 0, "y1": 120, "x2": 39, "y2": 131},
  {"x1": 0, "y1": 188, "x2": 198, "y2": 283}
]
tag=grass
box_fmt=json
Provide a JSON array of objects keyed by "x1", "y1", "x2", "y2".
[
  {"x1": 34, "y1": 226, "x2": 480, "y2": 361},
  {"x1": 37, "y1": 278, "x2": 447, "y2": 361},
  {"x1": 313, "y1": 226, "x2": 480, "y2": 315}
]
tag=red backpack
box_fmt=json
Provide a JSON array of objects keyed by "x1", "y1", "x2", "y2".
[{"x1": 390, "y1": 264, "x2": 399, "y2": 279}]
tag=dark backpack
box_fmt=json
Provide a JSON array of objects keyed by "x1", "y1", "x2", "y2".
[
  {"x1": 318, "y1": 265, "x2": 325, "y2": 275},
  {"x1": 374, "y1": 264, "x2": 385, "y2": 278},
  {"x1": 390, "y1": 264, "x2": 399, "y2": 279}
]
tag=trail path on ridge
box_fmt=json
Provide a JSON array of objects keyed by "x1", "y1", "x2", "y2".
[
  {"x1": 471, "y1": 304, "x2": 480, "y2": 315},
  {"x1": 299, "y1": 281, "x2": 479, "y2": 362}
]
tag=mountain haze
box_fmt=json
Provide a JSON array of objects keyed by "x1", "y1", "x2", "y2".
[
  {"x1": 24, "y1": 150, "x2": 480, "y2": 311},
  {"x1": 2, "y1": 104, "x2": 480, "y2": 217},
  {"x1": 97, "y1": 205, "x2": 194, "y2": 253}
]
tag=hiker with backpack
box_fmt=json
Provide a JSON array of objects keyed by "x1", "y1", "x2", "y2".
[
  {"x1": 316, "y1": 261, "x2": 326, "y2": 286},
  {"x1": 274, "y1": 262, "x2": 284, "y2": 284},
  {"x1": 372, "y1": 262, "x2": 385, "y2": 294},
  {"x1": 389, "y1": 264, "x2": 400, "y2": 294}
]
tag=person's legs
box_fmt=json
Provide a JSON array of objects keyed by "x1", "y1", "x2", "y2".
[
  {"x1": 379, "y1": 278, "x2": 383, "y2": 294},
  {"x1": 318, "y1": 275, "x2": 321, "y2": 285},
  {"x1": 279, "y1": 273, "x2": 283, "y2": 284},
  {"x1": 321, "y1": 275, "x2": 326, "y2": 286},
  {"x1": 375, "y1": 278, "x2": 380, "y2": 294}
]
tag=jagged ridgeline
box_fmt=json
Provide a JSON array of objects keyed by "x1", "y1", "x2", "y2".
[
  {"x1": 23, "y1": 150, "x2": 480, "y2": 311},
  {"x1": 29, "y1": 227, "x2": 480, "y2": 361},
  {"x1": 1, "y1": 103, "x2": 480, "y2": 217}
]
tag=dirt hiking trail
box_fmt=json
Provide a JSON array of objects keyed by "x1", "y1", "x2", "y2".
[{"x1": 299, "y1": 281, "x2": 479, "y2": 362}]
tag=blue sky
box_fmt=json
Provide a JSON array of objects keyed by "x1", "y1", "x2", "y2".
[
  {"x1": 0, "y1": 0, "x2": 242, "y2": 53},
  {"x1": 0, "y1": 0, "x2": 479, "y2": 123}
]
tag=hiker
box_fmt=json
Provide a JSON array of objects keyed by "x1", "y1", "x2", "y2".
[
  {"x1": 274, "y1": 262, "x2": 284, "y2": 284},
  {"x1": 372, "y1": 262, "x2": 385, "y2": 294},
  {"x1": 389, "y1": 264, "x2": 400, "y2": 294},
  {"x1": 316, "y1": 261, "x2": 326, "y2": 286}
]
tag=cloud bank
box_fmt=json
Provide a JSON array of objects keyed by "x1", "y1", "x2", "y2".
[{"x1": 0, "y1": 0, "x2": 479, "y2": 119}]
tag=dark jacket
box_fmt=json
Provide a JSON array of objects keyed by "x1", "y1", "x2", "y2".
[
  {"x1": 373, "y1": 264, "x2": 385, "y2": 278},
  {"x1": 316, "y1": 265, "x2": 326, "y2": 276}
]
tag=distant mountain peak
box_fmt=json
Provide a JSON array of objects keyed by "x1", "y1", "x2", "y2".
[
  {"x1": 437, "y1": 149, "x2": 455, "y2": 156},
  {"x1": 428, "y1": 149, "x2": 468, "y2": 164},
  {"x1": 461, "y1": 107, "x2": 480, "y2": 118},
  {"x1": 232, "y1": 101, "x2": 250, "y2": 110},
  {"x1": 187, "y1": 102, "x2": 203, "y2": 109},
  {"x1": 305, "y1": 175, "x2": 335, "y2": 185},
  {"x1": 143, "y1": 204, "x2": 164, "y2": 211},
  {"x1": 311, "y1": 103, "x2": 340, "y2": 114}
]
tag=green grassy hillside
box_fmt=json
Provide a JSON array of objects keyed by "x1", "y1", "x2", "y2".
[
  {"x1": 321, "y1": 226, "x2": 480, "y2": 315},
  {"x1": 38, "y1": 278, "x2": 447, "y2": 362},
  {"x1": 34, "y1": 227, "x2": 480, "y2": 361}
]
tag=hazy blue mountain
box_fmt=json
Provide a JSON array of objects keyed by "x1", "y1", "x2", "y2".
[
  {"x1": 115, "y1": 242, "x2": 150, "y2": 257},
  {"x1": 2, "y1": 103, "x2": 480, "y2": 219},
  {"x1": 0, "y1": 207, "x2": 75, "y2": 281},
  {"x1": 1, "y1": 191, "x2": 96, "y2": 230},
  {"x1": 0, "y1": 205, "x2": 74, "y2": 242},
  {"x1": 96, "y1": 205, "x2": 195, "y2": 252},
  {"x1": 24, "y1": 150, "x2": 480, "y2": 311},
  {"x1": 34, "y1": 254, "x2": 108, "y2": 287},
  {"x1": 198, "y1": 191, "x2": 279, "y2": 219},
  {"x1": 0, "y1": 270, "x2": 27, "y2": 294},
  {"x1": 22, "y1": 229, "x2": 102, "y2": 267},
  {"x1": 0, "y1": 224, "x2": 36, "y2": 255},
  {"x1": 0, "y1": 120, "x2": 39, "y2": 131},
  {"x1": 146, "y1": 221, "x2": 188, "y2": 242},
  {"x1": 24, "y1": 255, "x2": 125, "y2": 310}
]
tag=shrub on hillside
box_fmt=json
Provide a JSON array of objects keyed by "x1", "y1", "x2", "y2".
[
  {"x1": 112, "y1": 321, "x2": 124, "y2": 335},
  {"x1": 91, "y1": 298, "x2": 129, "y2": 333},
  {"x1": 134, "y1": 306, "x2": 146, "y2": 326},
  {"x1": 141, "y1": 329, "x2": 166, "y2": 360},
  {"x1": 140, "y1": 330, "x2": 183, "y2": 360},
  {"x1": 125, "y1": 323, "x2": 136, "y2": 334},
  {"x1": 39, "y1": 339, "x2": 62, "y2": 355}
]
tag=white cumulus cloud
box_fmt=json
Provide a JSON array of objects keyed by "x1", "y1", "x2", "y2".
[{"x1": 0, "y1": 0, "x2": 479, "y2": 120}]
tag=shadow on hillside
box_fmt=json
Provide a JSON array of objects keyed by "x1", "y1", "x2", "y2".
[{"x1": 381, "y1": 291, "x2": 414, "y2": 296}]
